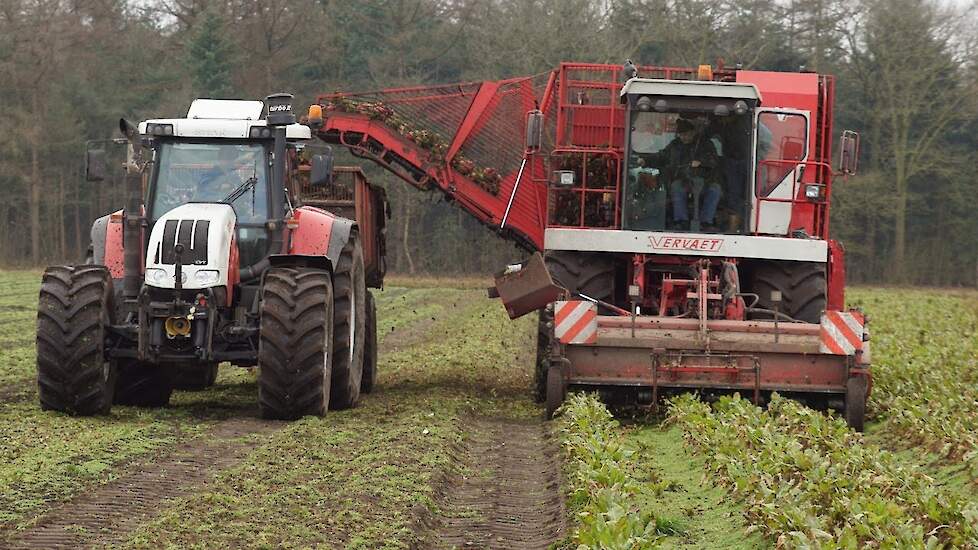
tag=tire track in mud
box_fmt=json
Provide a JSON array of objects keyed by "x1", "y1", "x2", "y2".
[
  {"x1": 1, "y1": 417, "x2": 282, "y2": 549},
  {"x1": 433, "y1": 417, "x2": 565, "y2": 550}
]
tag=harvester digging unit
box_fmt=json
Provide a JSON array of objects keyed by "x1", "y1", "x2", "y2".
[
  {"x1": 309, "y1": 62, "x2": 870, "y2": 430},
  {"x1": 37, "y1": 94, "x2": 387, "y2": 419}
]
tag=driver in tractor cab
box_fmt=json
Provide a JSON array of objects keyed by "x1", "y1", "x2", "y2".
[{"x1": 648, "y1": 117, "x2": 721, "y2": 231}]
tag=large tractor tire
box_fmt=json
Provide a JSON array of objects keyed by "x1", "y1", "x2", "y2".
[
  {"x1": 360, "y1": 290, "x2": 378, "y2": 394},
  {"x1": 748, "y1": 260, "x2": 826, "y2": 324},
  {"x1": 36, "y1": 265, "x2": 117, "y2": 416},
  {"x1": 329, "y1": 235, "x2": 367, "y2": 410},
  {"x1": 172, "y1": 362, "x2": 219, "y2": 391},
  {"x1": 534, "y1": 251, "x2": 616, "y2": 402},
  {"x1": 114, "y1": 361, "x2": 174, "y2": 407},
  {"x1": 257, "y1": 267, "x2": 334, "y2": 420}
]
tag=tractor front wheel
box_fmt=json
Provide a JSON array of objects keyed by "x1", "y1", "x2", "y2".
[
  {"x1": 36, "y1": 265, "x2": 117, "y2": 416},
  {"x1": 257, "y1": 267, "x2": 334, "y2": 420},
  {"x1": 845, "y1": 375, "x2": 868, "y2": 432}
]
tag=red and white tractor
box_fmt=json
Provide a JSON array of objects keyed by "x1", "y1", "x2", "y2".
[{"x1": 36, "y1": 94, "x2": 387, "y2": 420}]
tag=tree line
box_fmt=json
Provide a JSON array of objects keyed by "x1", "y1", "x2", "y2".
[{"x1": 1, "y1": 0, "x2": 976, "y2": 285}]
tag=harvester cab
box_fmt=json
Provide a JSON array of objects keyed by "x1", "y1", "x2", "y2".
[{"x1": 37, "y1": 94, "x2": 385, "y2": 421}]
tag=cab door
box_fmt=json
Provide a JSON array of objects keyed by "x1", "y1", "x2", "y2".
[{"x1": 752, "y1": 108, "x2": 810, "y2": 235}]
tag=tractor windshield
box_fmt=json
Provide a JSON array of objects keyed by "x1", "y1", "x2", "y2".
[
  {"x1": 151, "y1": 141, "x2": 269, "y2": 222},
  {"x1": 624, "y1": 103, "x2": 751, "y2": 233}
]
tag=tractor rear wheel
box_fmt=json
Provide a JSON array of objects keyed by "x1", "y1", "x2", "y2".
[
  {"x1": 749, "y1": 261, "x2": 826, "y2": 324},
  {"x1": 114, "y1": 362, "x2": 174, "y2": 407},
  {"x1": 257, "y1": 267, "x2": 334, "y2": 420},
  {"x1": 534, "y1": 251, "x2": 615, "y2": 402},
  {"x1": 329, "y1": 235, "x2": 367, "y2": 410},
  {"x1": 360, "y1": 290, "x2": 378, "y2": 394},
  {"x1": 545, "y1": 365, "x2": 566, "y2": 419},
  {"x1": 172, "y1": 362, "x2": 219, "y2": 391},
  {"x1": 845, "y1": 375, "x2": 868, "y2": 432},
  {"x1": 36, "y1": 265, "x2": 117, "y2": 416}
]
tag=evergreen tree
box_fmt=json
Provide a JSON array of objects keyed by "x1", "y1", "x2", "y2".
[{"x1": 187, "y1": 10, "x2": 236, "y2": 99}]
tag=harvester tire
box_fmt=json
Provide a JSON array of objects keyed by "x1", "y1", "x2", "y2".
[
  {"x1": 360, "y1": 291, "x2": 378, "y2": 394},
  {"x1": 36, "y1": 265, "x2": 117, "y2": 416},
  {"x1": 845, "y1": 376, "x2": 868, "y2": 432},
  {"x1": 534, "y1": 251, "x2": 615, "y2": 402},
  {"x1": 329, "y1": 235, "x2": 366, "y2": 410},
  {"x1": 749, "y1": 261, "x2": 826, "y2": 324},
  {"x1": 257, "y1": 267, "x2": 334, "y2": 420},
  {"x1": 545, "y1": 365, "x2": 565, "y2": 419},
  {"x1": 172, "y1": 362, "x2": 219, "y2": 391},
  {"x1": 114, "y1": 362, "x2": 174, "y2": 407}
]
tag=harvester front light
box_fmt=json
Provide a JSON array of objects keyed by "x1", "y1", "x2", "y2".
[
  {"x1": 194, "y1": 270, "x2": 221, "y2": 286},
  {"x1": 805, "y1": 184, "x2": 824, "y2": 200}
]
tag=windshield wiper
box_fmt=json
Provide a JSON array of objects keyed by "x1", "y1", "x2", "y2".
[{"x1": 222, "y1": 176, "x2": 258, "y2": 204}]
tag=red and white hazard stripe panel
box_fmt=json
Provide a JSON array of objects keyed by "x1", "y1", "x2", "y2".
[
  {"x1": 820, "y1": 311, "x2": 865, "y2": 355},
  {"x1": 554, "y1": 300, "x2": 597, "y2": 344}
]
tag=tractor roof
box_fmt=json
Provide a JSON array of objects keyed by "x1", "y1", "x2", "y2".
[
  {"x1": 138, "y1": 98, "x2": 311, "y2": 140},
  {"x1": 620, "y1": 78, "x2": 761, "y2": 104}
]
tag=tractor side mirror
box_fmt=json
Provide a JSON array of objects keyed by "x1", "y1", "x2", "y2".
[
  {"x1": 86, "y1": 149, "x2": 107, "y2": 182},
  {"x1": 310, "y1": 147, "x2": 334, "y2": 187},
  {"x1": 525, "y1": 110, "x2": 543, "y2": 151},
  {"x1": 839, "y1": 130, "x2": 859, "y2": 176}
]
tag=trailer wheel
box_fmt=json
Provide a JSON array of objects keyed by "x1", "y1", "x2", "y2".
[
  {"x1": 36, "y1": 265, "x2": 117, "y2": 416},
  {"x1": 545, "y1": 365, "x2": 566, "y2": 419},
  {"x1": 845, "y1": 376, "x2": 868, "y2": 432},
  {"x1": 114, "y1": 362, "x2": 174, "y2": 407},
  {"x1": 749, "y1": 261, "x2": 826, "y2": 324},
  {"x1": 258, "y1": 267, "x2": 334, "y2": 419},
  {"x1": 329, "y1": 234, "x2": 367, "y2": 409},
  {"x1": 360, "y1": 291, "x2": 378, "y2": 394},
  {"x1": 534, "y1": 251, "x2": 615, "y2": 401},
  {"x1": 172, "y1": 362, "x2": 219, "y2": 391}
]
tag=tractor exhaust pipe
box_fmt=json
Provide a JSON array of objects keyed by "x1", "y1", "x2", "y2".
[
  {"x1": 241, "y1": 94, "x2": 294, "y2": 282},
  {"x1": 119, "y1": 118, "x2": 145, "y2": 301}
]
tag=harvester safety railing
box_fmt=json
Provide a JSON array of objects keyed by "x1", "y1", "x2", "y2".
[{"x1": 753, "y1": 158, "x2": 834, "y2": 237}]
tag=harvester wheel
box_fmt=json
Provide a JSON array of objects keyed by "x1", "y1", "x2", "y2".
[
  {"x1": 257, "y1": 267, "x2": 334, "y2": 420},
  {"x1": 545, "y1": 365, "x2": 566, "y2": 419},
  {"x1": 172, "y1": 362, "x2": 219, "y2": 391},
  {"x1": 534, "y1": 251, "x2": 615, "y2": 401},
  {"x1": 360, "y1": 291, "x2": 378, "y2": 394},
  {"x1": 845, "y1": 375, "x2": 868, "y2": 432},
  {"x1": 329, "y1": 235, "x2": 367, "y2": 409},
  {"x1": 114, "y1": 362, "x2": 174, "y2": 407},
  {"x1": 36, "y1": 265, "x2": 117, "y2": 416},
  {"x1": 749, "y1": 261, "x2": 826, "y2": 324}
]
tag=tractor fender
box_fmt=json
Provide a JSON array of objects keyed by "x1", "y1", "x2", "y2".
[
  {"x1": 288, "y1": 206, "x2": 357, "y2": 267},
  {"x1": 90, "y1": 213, "x2": 111, "y2": 265},
  {"x1": 268, "y1": 254, "x2": 333, "y2": 272}
]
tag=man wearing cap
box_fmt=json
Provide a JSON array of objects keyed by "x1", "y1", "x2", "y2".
[{"x1": 648, "y1": 117, "x2": 721, "y2": 231}]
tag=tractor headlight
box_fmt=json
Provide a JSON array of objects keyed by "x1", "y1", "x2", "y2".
[
  {"x1": 145, "y1": 123, "x2": 174, "y2": 137},
  {"x1": 145, "y1": 268, "x2": 170, "y2": 286},
  {"x1": 249, "y1": 126, "x2": 273, "y2": 138},
  {"x1": 194, "y1": 270, "x2": 221, "y2": 286},
  {"x1": 805, "y1": 184, "x2": 823, "y2": 200}
]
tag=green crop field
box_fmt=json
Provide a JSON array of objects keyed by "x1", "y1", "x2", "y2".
[{"x1": 0, "y1": 271, "x2": 976, "y2": 549}]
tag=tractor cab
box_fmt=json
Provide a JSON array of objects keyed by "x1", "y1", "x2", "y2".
[{"x1": 139, "y1": 99, "x2": 319, "y2": 268}]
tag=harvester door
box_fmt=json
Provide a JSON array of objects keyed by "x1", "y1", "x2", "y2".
[{"x1": 752, "y1": 108, "x2": 810, "y2": 235}]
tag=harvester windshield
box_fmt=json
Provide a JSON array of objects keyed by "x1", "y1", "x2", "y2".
[{"x1": 623, "y1": 103, "x2": 752, "y2": 233}]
